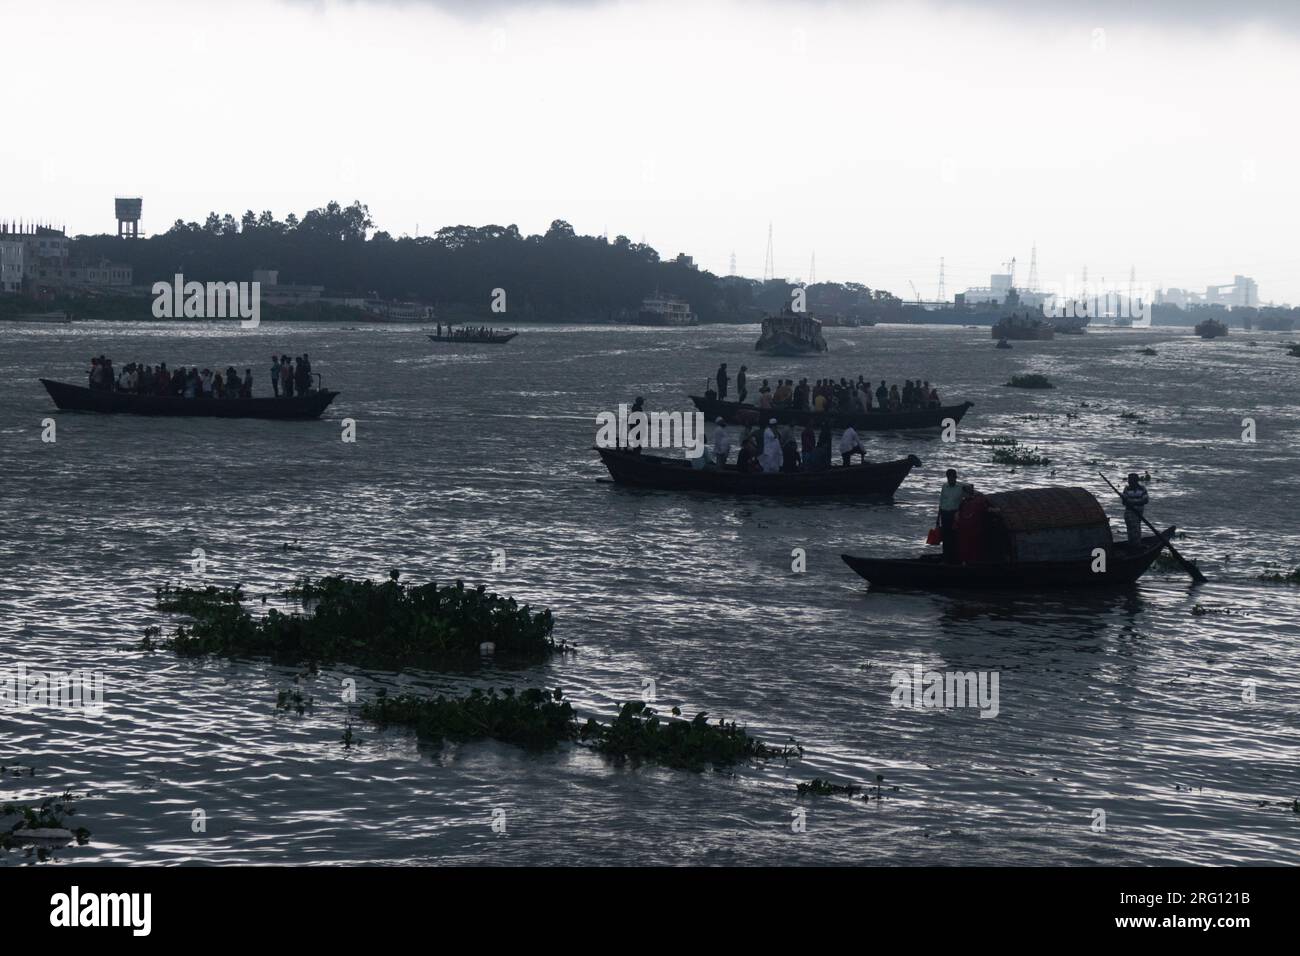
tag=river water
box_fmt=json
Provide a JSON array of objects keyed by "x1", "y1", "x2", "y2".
[{"x1": 1, "y1": 320, "x2": 1297, "y2": 865}]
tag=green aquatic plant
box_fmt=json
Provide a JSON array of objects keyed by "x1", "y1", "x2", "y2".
[
  {"x1": 581, "y1": 700, "x2": 801, "y2": 771},
  {"x1": 145, "y1": 571, "x2": 560, "y2": 667},
  {"x1": 361, "y1": 688, "x2": 800, "y2": 772},
  {"x1": 796, "y1": 778, "x2": 860, "y2": 797},
  {"x1": 1257, "y1": 566, "x2": 1300, "y2": 584},
  {"x1": 1004, "y1": 373, "x2": 1054, "y2": 389},
  {"x1": 992, "y1": 444, "x2": 1051, "y2": 466},
  {"x1": 1, "y1": 791, "x2": 90, "y2": 848}
]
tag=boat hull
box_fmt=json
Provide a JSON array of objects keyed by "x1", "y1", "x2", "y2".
[
  {"x1": 755, "y1": 331, "x2": 827, "y2": 355},
  {"x1": 841, "y1": 528, "x2": 1174, "y2": 590},
  {"x1": 689, "y1": 395, "x2": 973, "y2": 432},
  {"x1": 40, "y1": 379, "x2": 338, "y2": 420},
  {"x1": 428, "y1": 333, "x2": 517, "y2": 344},
  {"x1": 596, "y1": 448, "x2": 921, "y2": 497}
]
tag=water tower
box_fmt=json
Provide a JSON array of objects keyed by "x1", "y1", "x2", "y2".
[{"x1": 115, "y1": 197, "x2": 142, "y2": 239}]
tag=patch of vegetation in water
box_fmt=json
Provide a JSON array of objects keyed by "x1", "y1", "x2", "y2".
[
  {"x1": 1004, "y1": 373, "x2": 1054, "y2": 389},
  {"x1": 991, "y1": 443, "x2": 1051, "y2": 466},
  {"x1": 974, "y1": 436, "x2": 1018, "y2": 446},
  {"x1": 362, "y1": 688, "x2": 800, "y2": 772},
  {"x1": 144, "y1": 571, "x2": 560, "y2": 667},
  {"x1": 1137, "y1": 347, "x2": 1158, "y2": 356},
  {"x1": 796, "y1": 778, "x2": 860, "y2": 797},
  {"x1": 581, "y1": 700, "x2": 801, "y2": 770},
  {"x1": 1, "y1": 791, "x2": 90, "y2": 848},
  {"x1": 1257, "y1": 566, "x2": 1300, "y2": 584}
]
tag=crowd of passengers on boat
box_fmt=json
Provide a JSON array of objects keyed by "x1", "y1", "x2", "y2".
[
  {"x1": 711, "y1": 363, "x2": 944, "y2": 413},
  {"x1": 85, "y1": 353, "x2": 315, "y2": 399}
]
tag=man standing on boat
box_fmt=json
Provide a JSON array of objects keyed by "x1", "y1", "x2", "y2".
[
  {"x1": 839, "y1": 425, "x2": 865, "y2": 467},
  {"x1": 1121, "y1": 472, "x2": 1150, "y2": 545},
  {"x1": 716, "y1": 363, "x2": 729, "y2": 400},
  {"x1": 759, "y1": 418, "x2": 783, "y2": 473},
  {"x1": 711, "y1": 417, "x2": 731, "y2": 466},
  {"x1": 938, "y1": 469, "x2": 963, "y2": 563},
  {"x1": 270, "y1": 356, "x2": 281, "y2": 397},
  {"x1": 737, "y1": 365, "x2": 748, "y2": 404}
]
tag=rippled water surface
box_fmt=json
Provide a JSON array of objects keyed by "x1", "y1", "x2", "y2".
[{"x1": 2, "y1": 321, "x2": 1298, "y2": 865}]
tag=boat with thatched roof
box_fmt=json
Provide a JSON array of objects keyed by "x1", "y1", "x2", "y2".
[{"x1": 842, "y1": 486, "x2": 1172, "y2": 589}]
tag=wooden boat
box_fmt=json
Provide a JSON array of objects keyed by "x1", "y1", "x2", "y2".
[
  {"x1": 1194, "y1": 318, "x2": 1228, "y2": 339},
  {"x1": 755, "y1": 308, "x2": 828, "y2": 355},
  {"x1": 427, "y1": 331, "x2": 517, "y2": 344},
  {"x1": 596, "y1": 448, "x2": 921, "y2": 497},
  {"x1": 689, "y1": 394, "x2": 974, "y2": 432},
  {"x1": 842, "y1": 486, "x2": 1172, "y2": 590},
  {"x1": 40, "y1": 379, "x2": 338, "y2": 420}
]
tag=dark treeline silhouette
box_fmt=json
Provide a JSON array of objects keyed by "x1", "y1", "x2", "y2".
[{"x1": 69, "y1": 200, "x2": 900, "y2": 323}]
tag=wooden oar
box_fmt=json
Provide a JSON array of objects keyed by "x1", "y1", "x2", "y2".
[{"x1": 1100, "y1": 473, "x2": 1207, "y2": 583}]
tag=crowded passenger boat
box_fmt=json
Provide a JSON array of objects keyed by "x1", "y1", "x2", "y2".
[{"x1": 84, "y1": 353, "x2": 316, "y2": 399}]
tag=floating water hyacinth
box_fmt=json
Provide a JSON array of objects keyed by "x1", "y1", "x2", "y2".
[
  {"x1": 361, "y1": 689, "x2": 801, "y2": 772},
  {"x1": 1, "y1": 791, "x2": 90, "y2": 849},
  {"x1": 144, "y1": 571, "x2": 559, "y2": 667}
]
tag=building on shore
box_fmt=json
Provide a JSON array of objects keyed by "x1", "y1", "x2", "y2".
[
  {"x1": 0, "y1": 222, "x2": 131, "y2": 294},
  {"x1": 1156, "y1": 275, "x2": 1258, "y2": 310},
  {"x1": 253, "y1": 269, "x2": 324, "y2": 305}
]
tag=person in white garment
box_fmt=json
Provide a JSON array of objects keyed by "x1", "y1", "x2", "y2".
[
  {"x1": 759, "y1": 418, "x2": 783, "y2": 473},
  {"x1": 711, "y1": 417, "x2": 732, "y2": 467},
  {"x1": 839, "y1": 425, "x2": 865, "y2": 467}
]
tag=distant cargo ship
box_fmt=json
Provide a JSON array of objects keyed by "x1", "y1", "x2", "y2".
[
  {"x1": 755, "y1": 308, "x2": 828, "y2": 355},
  {"x1": 991, "y1": 313, "x2": 1054, "y2": 340},
  {"x1": 634, "y1": 294, "x2": 697, "y2": 326}
]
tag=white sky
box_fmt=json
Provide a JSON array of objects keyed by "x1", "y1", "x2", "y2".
[{"x1": 3, "y1": 0, "x2": 1298, "y2": 303}]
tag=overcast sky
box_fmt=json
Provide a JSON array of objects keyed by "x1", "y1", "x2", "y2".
[{"x1": 3, "y1": 0, "x2": 1297, "y2": 303}]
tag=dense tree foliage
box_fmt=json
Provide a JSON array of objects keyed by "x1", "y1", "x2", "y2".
[{"x1": 70, "y1": 200, "x2": 900, "y2": 323}]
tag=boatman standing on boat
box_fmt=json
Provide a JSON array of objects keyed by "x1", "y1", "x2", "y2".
[
  {"x1": 737, "y1": 365, "x2": 748, "y2": 404},
  {"x1": 1121, "y1": 472, "x2": 1149, "y2": 545},
  {"x1": 759, "y1": 418, "x2": 783, "y2": 473},
  {"x1": 938, "y1": 469, "x2": 963, "y2": 563},
  {"x1": 839, "y1": 424, "x2": 865, "y2": 467},
  {"x1": 711, "y1": 417, "x2": 731, "y2": 466},
  {"x1": 716, "y1": 363, "x2": 728, "y2": 400}
]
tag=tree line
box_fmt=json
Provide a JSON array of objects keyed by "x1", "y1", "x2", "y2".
[{"x1": 70, "y1": 200, "x2": 900, "y2": 323}]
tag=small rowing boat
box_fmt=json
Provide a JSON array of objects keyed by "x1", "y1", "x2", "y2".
[
  {"x1": 595, "y1": 448, "x2": 921, "y2": 497},
  {"x1": 40, "y1": 379, "x2": 338, "y2": 420}
]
